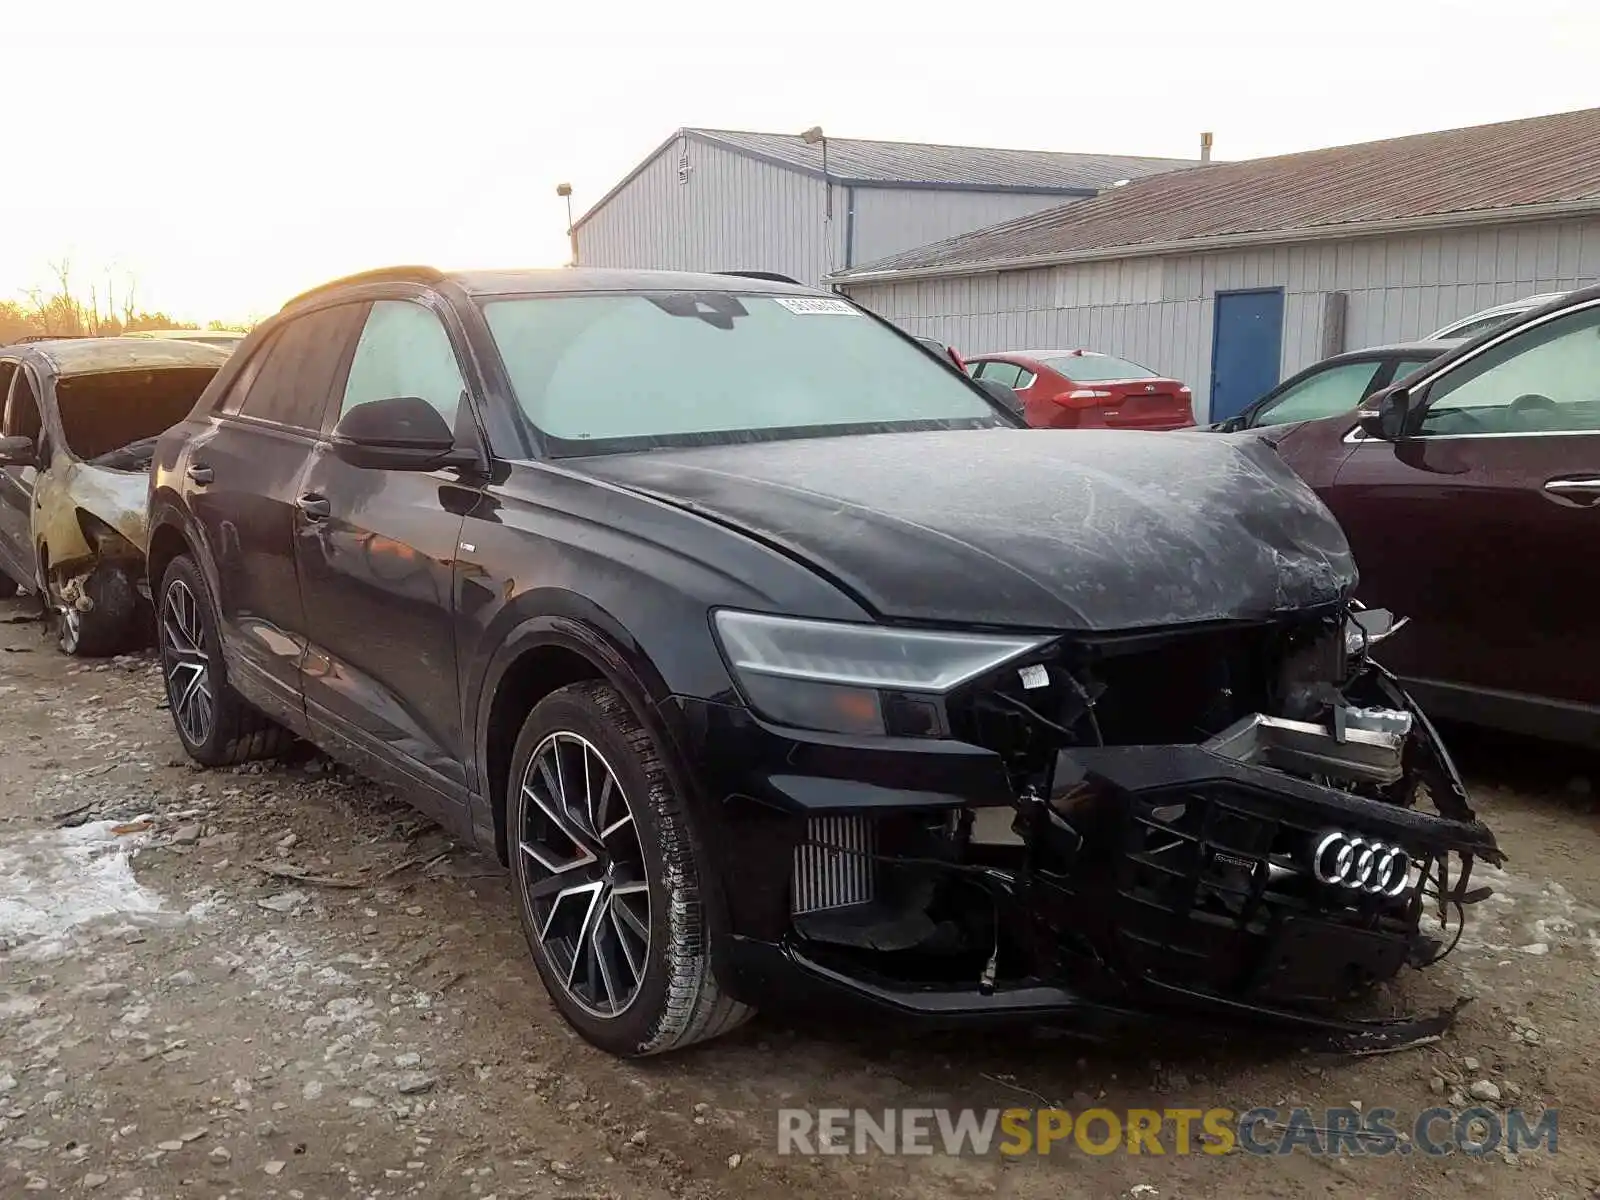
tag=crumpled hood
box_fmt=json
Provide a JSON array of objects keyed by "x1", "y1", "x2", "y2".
[{"x1": 570, "y1": 428, "x2": 1357, "y2": 631}]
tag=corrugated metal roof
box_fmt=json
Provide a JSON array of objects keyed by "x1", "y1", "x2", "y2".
[
  {"x1": 835, "y1": 107, "x2": 1600, "y2": 280},
  {"x1": 690, "y1": 128, "x2": 1197, "y2": 191}
]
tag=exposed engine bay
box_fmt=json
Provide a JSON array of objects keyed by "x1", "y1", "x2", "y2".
[{"x1": 785, "y1": 603, "x2": 1502, "y2": 1044}]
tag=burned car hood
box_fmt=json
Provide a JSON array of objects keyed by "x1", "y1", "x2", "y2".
[{"x1": 570, "y1": 428, "x2": 1356, "y2": 631}]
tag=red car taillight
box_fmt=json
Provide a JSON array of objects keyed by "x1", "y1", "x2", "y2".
[{"x1": 1057, "y1": 388, "x2": 1114, "y2": 407}]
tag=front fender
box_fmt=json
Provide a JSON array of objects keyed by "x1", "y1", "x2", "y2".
[
  {"x1": 468, "y1": 594, "x2": 686, "y2": 785},
  {"x1": 467, "y1": 598, "x2": 733, "y2": 945}
]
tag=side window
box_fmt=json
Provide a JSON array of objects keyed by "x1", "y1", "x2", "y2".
[
  {"x1": 6, "y1": 368, "x2": 43, "y2": 442},
  {"x1": 236, "y1": 303, "x2": 370, "y2": 431},
  {"x1": 1386, "y1": 358, "x2": 1438, "y2": 388},
  {"x1": 0, "y1": 363, "x2": 15, "y2": 425},
  {"x1": 1250, "y1": 361, "x2": 1382, "y2": 428},
  {"x1": 1421, "y1": 305, "x2": 1600, "y2": 437},
  {"x1": 1016, "y1": 370, "x2": 1037, "y2": 389},
  {"x1": 977, "y1": 362, "x2": 1023, "y2": 388},
  {"x1": 340, "y1": 301, "x2": 466, "y2": 429}
]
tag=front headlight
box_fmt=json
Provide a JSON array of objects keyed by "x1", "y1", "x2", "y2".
[{"x1": 712, "y1": 609, "x2": 1048, "y2": 736}]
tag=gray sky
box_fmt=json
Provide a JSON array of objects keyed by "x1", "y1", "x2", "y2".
[{"x1": 8, "y1": 0, "x2": 1597, "y2": 320}]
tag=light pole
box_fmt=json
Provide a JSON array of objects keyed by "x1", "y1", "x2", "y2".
[
  {"x1": 557, "y1": 182, "x2": 576, "y2": 266},
  {"x1": 800, "y1": 126, "x2": 832, "y2": 271}
]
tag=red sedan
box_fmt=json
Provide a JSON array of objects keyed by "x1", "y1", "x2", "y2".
[{"x1": 965, "y1": 349, "x2": 1195, "y2": 430}]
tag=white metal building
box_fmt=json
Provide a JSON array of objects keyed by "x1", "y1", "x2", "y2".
[
  {"x1": 573, "y1": 128, "x2": 1195, "y2": 287},
  {"x1": 833, "y1": 108, "x2": 1600, "y2": 422}
]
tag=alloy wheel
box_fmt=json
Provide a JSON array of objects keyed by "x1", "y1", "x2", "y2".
[
  {"x1": 162, "y1": 579, "x2": 214, "y2": 746},
  {"x1": 517, "y1": 731, "x2": 651, "y2": 1018},
  {"x1": 57, "y1": 604, "x2": 81, "y2": 654}
]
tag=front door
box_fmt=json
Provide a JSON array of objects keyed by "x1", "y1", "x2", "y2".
[
  {"x1": 1211, "y1": 288, "x2": 1284, "y2": 422},
  {"x1": 1322, "y1": 297, "x2": 1600, "y2": 727},
  {"x1": 0, "y1": 364, "x2": 45, "y2": 587},
  {"x1": 183, "y1": 302, "x2": 370, "y2": 712},
  {"x1": 295, "y1": 298, "x2": 472, "y2": 791}
]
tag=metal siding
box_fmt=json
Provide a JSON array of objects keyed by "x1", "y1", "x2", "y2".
[
  {"x1": 578, "y1": 138, "x2": 843, "y2": 285},
  {"x1": 844, "y1": 215, "x2": 1600, "y2": 423}
]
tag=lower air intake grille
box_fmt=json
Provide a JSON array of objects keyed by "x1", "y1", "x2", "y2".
[{"x1": 791, "y1": 815, "x2": 876, "y2": 915}]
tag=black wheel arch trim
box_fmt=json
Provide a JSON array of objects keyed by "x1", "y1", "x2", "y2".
[{"x1": 468, "y1": 596, "x2": 731, "y2": 938}]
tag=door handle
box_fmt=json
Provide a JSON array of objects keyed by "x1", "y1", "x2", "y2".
[
  {"x1": 296, "y1": 493, "x2": 331, "y2": 521},
  {"x1": 1543, "y1": 477, "x2": 1600, "y2": 506},
  {"x1": 186, "y1": 463, "x2": 214, "y2": 486}
]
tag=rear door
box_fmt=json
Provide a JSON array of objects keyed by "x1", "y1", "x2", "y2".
[
  {"x1": 294, "y1": 297, "x2": 475, "y2": 793},
  {"x1": 1322, "y1": 298, "x2": 1600, "y2": 724},
  {"x1": 183, "y1": 303, "x2": 369, "y2": 714}
]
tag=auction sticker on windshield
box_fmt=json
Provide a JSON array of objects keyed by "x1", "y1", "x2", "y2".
[{"x1": 774, "y1": 297, "x2": 857, "y2": 315}]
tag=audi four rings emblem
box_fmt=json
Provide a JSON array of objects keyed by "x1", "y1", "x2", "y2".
[{"x1": 1311, "y1": 830, "x2": 1414, "y2": 897}]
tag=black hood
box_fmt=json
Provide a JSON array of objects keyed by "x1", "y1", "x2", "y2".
[{"x1": 569, "y1": 428, "x2": 1357, "y2": 632}]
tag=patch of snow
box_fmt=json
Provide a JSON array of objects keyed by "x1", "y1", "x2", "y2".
[{"x1": 0, "y1": 820, "x2": 173, "y2": 958}]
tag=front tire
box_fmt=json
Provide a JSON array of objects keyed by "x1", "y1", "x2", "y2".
[
  {"x1": 158, "y1": 554, "x2": 290, "y2": 766},
  {"x1": 508, "y1": 680, "x2": 752, "y2": 1056},
  {"x1": 56, "y1": 566, "x2": 138, "y2": 657}
]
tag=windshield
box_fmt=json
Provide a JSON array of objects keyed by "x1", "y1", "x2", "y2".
[
  {"x1": 56, "y1": 367, "x2": 218, "y2": 459},
  {"x1": 481, "y1": 292, "x2": 1005, "y2": 455},
  {"x1": 1249, "y1": 359, "x2": 1382, "y2": 428},
  {"x1": 1043, "y1": 353, "x2": 1159, "y2": 381}
]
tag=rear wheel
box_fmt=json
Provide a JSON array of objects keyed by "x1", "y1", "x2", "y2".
[
  {"x1": 158, "y1": 554, "x2": 291, "y2": 766},
  {"x1": 508, "y1": 680, "x2": 752, "y2": 1056}
]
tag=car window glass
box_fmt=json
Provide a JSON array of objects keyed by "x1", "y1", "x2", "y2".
[
  {"x1": 1388, "y1": 358, "x2": 1437, "y2": 386},
  {"x1": 1250, "y1": 360, "x2": 1382, "y2": 428},
  {"x1": 6, "y1": 369, "x2": 43, "y2": 442},
  {"x1": 1422, "y1": 305, "x2": 1600, "y2": 437},
  {"x1": 1016, "y1": 370, "x2": 1037, "y2": 389},
  {"x1": 1044, "y1": 353, "x2": 1157, "y2": 381},
  {"x1": 341, "y1": 300, "x2": 466, "y2": 428},
  {"x1": 978, "y1": 362, "x2": 1022, "y2": 388},
  {"x1": 483, "y1": 294, "x2": 1000, "y2": 453},
  {"x1": 238, "y1": 303, "x2": 368, "y2": 431}
]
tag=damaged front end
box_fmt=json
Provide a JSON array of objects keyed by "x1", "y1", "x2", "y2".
[
  {"x1": 765, "y1": 605, "x2": 1501, "y2": 1045},
  {"x1": 34, "y1": 456, "x2": 150, "y2": 655}
]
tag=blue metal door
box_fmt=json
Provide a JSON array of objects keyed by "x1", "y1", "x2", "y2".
[{"x1": 1210, "y1": 289, "x2": 1284, "y2": 422}]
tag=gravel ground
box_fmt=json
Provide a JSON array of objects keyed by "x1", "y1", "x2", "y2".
[{"x1": 2, "y1": 595, "x2": 1599, "y2": 1199}]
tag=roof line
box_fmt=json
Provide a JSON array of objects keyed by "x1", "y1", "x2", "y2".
[
  {"x1": 573, "y1": 127, "x2": 1167, "y2": 231},
  {"x1": 829, "y1": 195, "x2": 1600, "y2": 285},
  {"x1": 572, "y1": 129, "x2": 693, "y2": 232},
  {"x1": 686, "y1": 125, "x2": 1200, "y2": 165}
]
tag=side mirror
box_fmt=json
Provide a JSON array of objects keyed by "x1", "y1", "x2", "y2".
[
  {"x1": 1356, "y1": 388, "x2": 1412, "y2": 441},
  {"x1": 330, "y1": 396, "x2": 472, "y2": 471},
  {"x1": 0, "y1": 435, "x2": 37, "y2": 467},
  {"x1": 976, "y1": 378, "x2": 1025, "y2": 419}
]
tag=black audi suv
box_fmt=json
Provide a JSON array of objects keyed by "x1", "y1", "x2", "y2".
[{"x1": 146, "y1": 266, "x2": 1499, "y2": 1056}]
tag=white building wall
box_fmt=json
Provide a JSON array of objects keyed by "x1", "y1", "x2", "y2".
[
  {"x1": 842, "y1": 216, "x2": 1600, "y2": 421},
  {"x1": 847, "y1": 188, "x2": 1081, "y2": 269},
  {"x1": 577, "y1": 136, "x2": 846, "y2": 285}
]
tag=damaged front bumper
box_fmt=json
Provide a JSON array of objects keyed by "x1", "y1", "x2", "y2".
[{"x1": 689, "y1": 618, "x2": 1502, "y2": 1047}]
